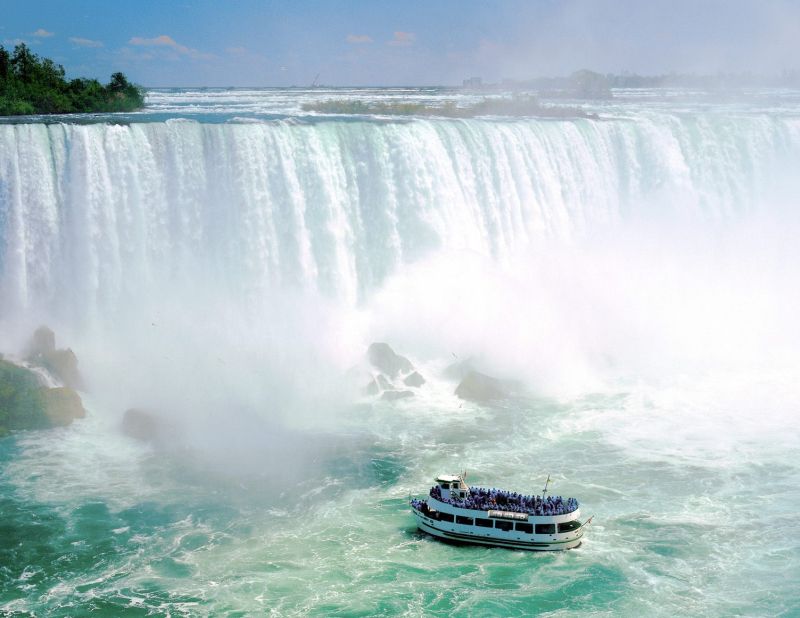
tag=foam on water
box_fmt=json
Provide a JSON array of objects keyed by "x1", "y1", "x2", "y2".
[{"x1": 1, "y1": 88, "x2": 800, "y2": 616}]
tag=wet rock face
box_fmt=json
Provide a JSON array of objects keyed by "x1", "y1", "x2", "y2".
[
  {"x1": 454, "y1": 370, "x2": 509, "y2": 402},
  {"x1": 122, "y1": 408, "x2": 162, "y2": 442},
  {"x1": 25, "y1": 326, "x2": 84, "y2": 389},
  {"x1": 403, "y1": 371, "x2": 426, "y2": 387},
  {"x1": 367, "y1": 343, "x2": 414, "y2": 378},
  {"x1": 40, "y1": 387, "x2": 86, "y2": 427},
  {"x1": 29, "y1": 326, "x2": 56, "y2": 357},
  {"x1": 0, "y1": 359, "x2": 86, "y2": 434}
]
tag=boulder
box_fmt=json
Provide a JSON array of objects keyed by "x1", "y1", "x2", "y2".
[
  {"x1": 0, "y1": 359, "x2": 86, "y2": 433},
  {"x1": 122, "y1": 408, "x2": 162, "y2": 442},
  {"x1": 28, "y1": 326, "x2": 56, "y2": 357},
  {"x1": 381, "y1": 390, "x2": 414, "y2": 401},
  {"x1": 25, "y1": 326, "x2": 83, "y2": 389},
  {"x1": 363, "y1": 377, "x2": 381, "y2": 397},
  {"x1": 40, "y1": 348, "x2": 83, "y2": 390},
  {"x1": 454, "y1": 370, "x2": 509, "y2": 402},
  {"x1": 443, "y1": 358, "x2": 474, "y2": 381},
  {"x1": 367, "y1": 343, "x2": 414, "y2": 378},
  {"x1": 376, "y1": 374, "x2": 393, "y2": 390},
  {"x1": 403, "y1": 371, "x2": 426, "y2": 387},
  {"x1": 40, "y1": 387, "x2": 86, "y2": 427}
]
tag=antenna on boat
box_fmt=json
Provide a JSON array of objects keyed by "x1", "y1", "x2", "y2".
[{"x1": 542, "y1": 474, "x2": 551, "y2": 498}]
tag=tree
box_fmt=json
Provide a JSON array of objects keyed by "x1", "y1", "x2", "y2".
[{"x1": 0, "y1": 45, "x2": 145, "y2": 115}]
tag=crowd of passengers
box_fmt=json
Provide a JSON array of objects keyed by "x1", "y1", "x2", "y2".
[{"x1": 427, "y1": 485, "x2": 578, "y2": 516}]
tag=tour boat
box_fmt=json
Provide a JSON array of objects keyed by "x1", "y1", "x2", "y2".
[{"x1": 410, "y1": 474, "x2": 590, "y2": 551}]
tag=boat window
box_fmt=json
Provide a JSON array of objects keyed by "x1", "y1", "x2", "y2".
[
  {"x1": 475, "y1": 518, "x2": 493, "y2": 528},
  {"x1": 438, "y1": 512, "x2": 455, "y2": 523},
  {"x1": 456, "y1": 516, "x2": 474, "y2": 525},
  {"x1": 515, "y1": 522, "x2": 533, "y2": 534},
  {"x1": 494, "y1": 520, "x2": 513, "y2": 531},
  {"x1": 558, "y1": 520, "x2": 582, "y2": 533},
  {"x1": 535, "y1": 524, "x2": 556, "y2": 535},
  {"x1": 441, "y1": 483, "x2": 449, "y2": 489}
]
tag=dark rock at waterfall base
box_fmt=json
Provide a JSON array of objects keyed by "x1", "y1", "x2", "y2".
[
  {"x1": 28, "y1": 326, "x2": 56, "y2": 357},
  {"x1": 41, "y1": 387, "x2": 86, "y2": 426},
  {"x1": 443, "y1": 358, "x2": 475, "y2": 381},
  {"x1": 0, "y1": 359, "x2": 86, "y2": 434},
  {"x1": 381, "y1": 390, "x2": 414, "y2": 401},
  {"x1": 376, "y1": 374, "x2": 393, "y2": 390},
  {"x1": 25, "y1": 326, "x2": 84, "y2": 389},
  {"x1": 122, "y1": 408, "x2": 164, "y2": 442},
  {"x1": 403, "y1": 371, "x2": 426, "y2": 387},
  {"x1": 363, "y1": 377, "x2": 380, "y2": 396},
  {"x1": 367, "y1": 343, "x2": 414, "y2": 378},
  {"x1": 455, "y1": 370, "x2": 509, "y2": 402},
  {"x1": 41, "y1": 348, "x2": 82, "y2": 390}
]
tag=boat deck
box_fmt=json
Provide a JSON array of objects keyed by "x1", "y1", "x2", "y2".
[{"x1": 428, "y1": 485, "x2": 578, "y2": 517}]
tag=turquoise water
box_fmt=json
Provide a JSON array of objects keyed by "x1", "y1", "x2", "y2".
[{"x1": 2, "y1": 88, "x2": 800, "y2": 616}]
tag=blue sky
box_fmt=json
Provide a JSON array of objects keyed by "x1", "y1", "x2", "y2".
[{"x1": 2, "y1": 0, "x2": 799, "y2": 86}]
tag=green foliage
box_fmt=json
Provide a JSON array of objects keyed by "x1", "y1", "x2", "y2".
[
  {"x1": 0, "y1": 43, "x2": 145, "y2": 116},
  {"x1": 302, "y1": 95, "x2": 594, "y2": 119},
  {"x1": 0, "y1": 360, "x2": 48, "y2": 432}
]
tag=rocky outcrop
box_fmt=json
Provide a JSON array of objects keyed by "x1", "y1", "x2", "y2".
[
  {"x1": 40, "y1": 387, "x2": 86, "y2": 427},
  {"x1": 0, "y1": 359, "x2": 86, "y2": 435},
  {"x1": 122, "y1": 408, "x2": 163, "y2": 442},
  {"x1": 28, "y1": 326, "x2": 55, "y2": 357},
  {"x1": 443, "y1": 358, "x2": 474, "y2": 381},
  {"x1": 363, "y1": 377, "x2": 380, "y2": 397},
  {"x1": 26, "y1": 326, "x2": 83, "y2": 389},
  {"x1": 454, "y1": 370, "x2": 510, "y2": 402},
  {"x1": 367, "y1": 343, "x2": 414, "y2": 378},
  {"x1": 403, "y1": 371, "x2": 426, "y2": 387},
  {"x1": 359, "y1": 342, "x2": 426, "y2": 401}
]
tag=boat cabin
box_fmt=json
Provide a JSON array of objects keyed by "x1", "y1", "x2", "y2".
[{"x1": 435, "y1": 474, "x2": 468, "y2": 501}]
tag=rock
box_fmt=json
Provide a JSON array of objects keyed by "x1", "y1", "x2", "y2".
[
  {"x1": 122, "y1": 408, "x2": 162, "y2": 442},
  {"x1": 41, "y1": 348, "x2": 83, "y2": 390},
  {"x1": 0, "y1": 359, "x2": 86, "y2": 433},
  {"x1": 25, "y1": 326, "x2": 83, "y2": 389},
  {"x1": 367, "y1": 343, "x2": 414, "y2": 378},
  {"x1": 28, "y1": 325, "x2": 56, "y2": 357},
  {"x1": 443, "y1": 358, "x2": 474, "y2": 381},
  {"x1": 376, "y1": 374, "x2": 393, "y2": 390},
  {"x1": 363, "y1": 377, "x2": 381, "y2": 396},
  {"x1": 40, "y1": 387, "x2": 86, "y2": 427},
  {"x1": 454, "y1": 370, "x2": 509, "y2": 402},
  {"x1": 381, "y1": 390, "x2": 414, "y2": 401},
  {"x1": 403, "y1": 371, "x2": 426, "y2": 387}
]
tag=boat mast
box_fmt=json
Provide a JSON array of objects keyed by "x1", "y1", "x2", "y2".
[{"x1": 542, "y1": 474, "x2": 551, "y2": 498}]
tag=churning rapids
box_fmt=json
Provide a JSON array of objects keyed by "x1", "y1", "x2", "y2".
[{"x1": 1, "y1": 88, "x2": 800, "y2": 616}]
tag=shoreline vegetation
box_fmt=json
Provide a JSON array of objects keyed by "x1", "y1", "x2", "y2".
[
  {"x1": 302, "y1": 95, "x2": 597, "y2": 119},
  {"x1": 0, "y1": 43, "x2": 144, "y2": 116}
]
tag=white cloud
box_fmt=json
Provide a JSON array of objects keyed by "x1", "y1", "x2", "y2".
[
  {"x1": 388, "y1": 31, "x2": 415, "y2": 47},
  {"x1": 129, "y1": 34, "x2": 214, "y2": 60},
  {"x1": 32, "y1": 28, "x2": 54, "y2": 38},
  {"x1": 69, "y1": 37, "x2": 103, "y2": 48},
  {"x1": 346, "y1": 34, "x2": 373, "y2": 44}
]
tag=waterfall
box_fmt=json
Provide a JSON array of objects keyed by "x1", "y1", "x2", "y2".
[{"x1": 1, "y1": 113, "x2": 798, "y2": 327}]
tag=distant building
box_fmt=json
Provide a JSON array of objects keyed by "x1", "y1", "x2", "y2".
[{"x1": 462, "y1": 77, "x2": 483, "y2": 89}]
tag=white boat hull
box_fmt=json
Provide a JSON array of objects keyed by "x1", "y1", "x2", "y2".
[{"x1": 412, "y1": 500, "x2": 585, "y2": 551}]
